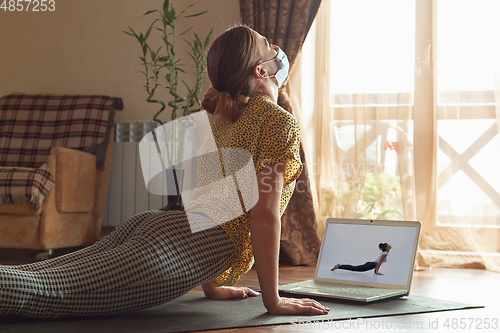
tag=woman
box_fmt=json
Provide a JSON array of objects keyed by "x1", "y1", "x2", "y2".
[
  {"x1": 330, "y1": 243, "x2": 392, "y2": 275},
  {"x1": 0, "y1": 26, "x2": 329, "y2": 318}
]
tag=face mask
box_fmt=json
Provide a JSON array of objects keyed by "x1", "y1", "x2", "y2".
[{"x1": 259, "y1": 46, "x2": 290, "y2": 88}]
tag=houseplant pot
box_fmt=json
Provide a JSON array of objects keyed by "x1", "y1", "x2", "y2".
[{"x1": 160, "y1": 168, "x2": 184, "y2": 211}]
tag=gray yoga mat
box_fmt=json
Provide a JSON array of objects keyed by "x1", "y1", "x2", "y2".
[{"x1": 0, "y1": 293, "x2": 482, "y2": 333}]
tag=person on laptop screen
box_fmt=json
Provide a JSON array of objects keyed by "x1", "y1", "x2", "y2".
[{"x1": 330, "y1": 243, "x2": 392, "y2": 275}]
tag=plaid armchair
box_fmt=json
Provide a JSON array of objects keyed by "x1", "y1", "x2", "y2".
[{"x1": 0, "y1": 94, "x2": 123, "y2": 255}]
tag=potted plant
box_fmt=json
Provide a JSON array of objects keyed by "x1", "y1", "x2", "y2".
[
  {"x1": 125, "y1": 0, "x2": 212, "y2": 210},
  {"x1": 321, "y1": 172, "x2": 404, "y2": 220}
]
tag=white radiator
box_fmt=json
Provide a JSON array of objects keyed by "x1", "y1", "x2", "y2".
[{"x1": 102, "y1": 122, "x2": 168, "y2": 227}]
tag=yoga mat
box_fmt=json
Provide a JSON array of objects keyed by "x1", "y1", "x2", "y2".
[{"x1": 0, "y1": 293, "x2": 482, "y2": 333}]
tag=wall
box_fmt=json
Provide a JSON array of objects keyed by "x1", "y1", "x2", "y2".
[{"x1": 0, "y1": 0, "x2": 241, "y2": 121}]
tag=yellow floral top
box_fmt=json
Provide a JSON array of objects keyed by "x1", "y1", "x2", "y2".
[{"x1": 209, "y1": 94, "x2": 302, "y2": 286}]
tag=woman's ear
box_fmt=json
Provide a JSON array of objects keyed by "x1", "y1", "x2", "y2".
[{"x1": 253, "y1": 65, "x2": 268, "y2": 79}]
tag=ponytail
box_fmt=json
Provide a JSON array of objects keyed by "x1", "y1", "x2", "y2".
[{"x1": 202, "y1": 87, "x2": 250, "y2": 123}]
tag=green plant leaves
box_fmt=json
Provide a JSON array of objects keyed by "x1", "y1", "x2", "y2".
[
  {"x1": 124, "y1": 0, "x2": 211, "y2": 123},
  {"x1": 144, "y1": 20, "x2": 158, "y2": 41},
  {"x1": 143, "y1": 10, "x2": 157, "y2": 16},
  {"x1": 204, "y1": 29, "x2": 213, "y2": 49},
  {"x1": 185, "y1": 10, "x2": 208, "y2": 18},
  {"x1": 179, "y1": 26, "x2": 193, "y2": 37}
]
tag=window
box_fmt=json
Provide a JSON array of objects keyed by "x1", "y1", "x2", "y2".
[
  {"x1": 436, "y1": 0, "x2": 500, "y2": 227},
  {"x1": 329, "y1": 0, "x2": 415, "y2": 106},
  {"x1": 301, "y1": 0, "x2": 500, "y2": 232}
]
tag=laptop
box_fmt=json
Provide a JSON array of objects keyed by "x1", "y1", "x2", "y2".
[{"x1": 278, "y1": 218, "x2": 421, "y2": 302}]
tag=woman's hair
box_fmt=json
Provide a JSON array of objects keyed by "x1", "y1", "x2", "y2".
[
  {"x1": 201, "y1": 26, "x2": 261, "y2": 122},
  {"x1": 379, "y1": 243, "x2": 389, "y2": 251}
]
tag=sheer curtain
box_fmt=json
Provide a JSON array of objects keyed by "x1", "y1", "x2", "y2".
[
  {"x1": 292, "y1": 0, "x2": 500, "y2": 271},
  {"x1": 297, "y1": 0, "x2": 418, "y2": 237}
]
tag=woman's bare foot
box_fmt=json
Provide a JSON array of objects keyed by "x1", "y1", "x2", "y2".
[{"x1": 330, "y1": 264, "x2": 340, "y2": 271}]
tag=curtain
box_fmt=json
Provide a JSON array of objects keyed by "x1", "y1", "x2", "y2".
[
  {"x1": 299, "y1": 0, "x2": 500, "y2": 272},
  {"x1": 240, "y1": 0, "x2": 322, "y2": 265}
]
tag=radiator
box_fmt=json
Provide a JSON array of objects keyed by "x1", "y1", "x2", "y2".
[{"x1": 102, "y1": 121, "x2": 167, "y2": 227}]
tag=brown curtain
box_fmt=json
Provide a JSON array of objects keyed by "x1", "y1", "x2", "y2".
[{"x1": 240, "y1": 0, "x2": 322, "y2": 265}]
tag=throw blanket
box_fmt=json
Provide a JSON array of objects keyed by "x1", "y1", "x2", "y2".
[
  {"x1": 0, "y1": 164, "x2": 54, "y2": 213},
  {"x1": 0, "y1": 94, "x2": 123, "y2": 212},
  {"x1": 0, "y1": 94, "x2": 123, "y2": 169}
]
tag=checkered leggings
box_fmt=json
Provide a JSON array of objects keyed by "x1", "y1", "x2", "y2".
[{"x1": 0, "y1": 210, "x2": 235, "y2": 319}]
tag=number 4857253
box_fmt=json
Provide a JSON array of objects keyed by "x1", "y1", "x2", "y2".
[{"x1": 1, "y1": 0, "x2": 55, "y2": 12}]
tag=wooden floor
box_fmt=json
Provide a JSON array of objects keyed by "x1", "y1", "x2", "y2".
[{"x1": 2, "y1": 245, "x2": 499, "y2": 332}]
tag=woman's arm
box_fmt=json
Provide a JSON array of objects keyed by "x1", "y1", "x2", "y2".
[
  {"x1": 374, "y1": 254, "x2": 387, "y2": 275},
  {"x1": 250, "y1": 161, "x2": 328, "y2": 315}
]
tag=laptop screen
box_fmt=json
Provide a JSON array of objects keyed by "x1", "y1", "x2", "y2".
[{"x1": 315, "y1": 220, "x2": 420, "y2": 288}]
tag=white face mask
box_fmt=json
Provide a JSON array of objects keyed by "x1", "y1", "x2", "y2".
[{"x1": 259, "y1": 46, "x2": 290, "y2": 88}]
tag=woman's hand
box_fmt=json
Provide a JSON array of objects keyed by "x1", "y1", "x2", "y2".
[
  {"x1": 202, "y1": 283, "x2": 260, "y2": 300},
  {"x1": 266, "y1": 296, "x2": 330, "y2": 315}
]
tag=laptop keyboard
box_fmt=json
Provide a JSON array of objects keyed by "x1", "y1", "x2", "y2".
[{"x1": 289, "y1": 280, "x2": 403, "y2": 296}]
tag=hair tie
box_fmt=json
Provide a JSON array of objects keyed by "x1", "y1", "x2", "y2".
[{"x1": 218, "y1": 91, "x2": 232, "y2": 100}]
